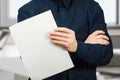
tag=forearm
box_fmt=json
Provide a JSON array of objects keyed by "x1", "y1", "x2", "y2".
[{"x1": 74, "y1": 39, "x2": 113, "y2": 66}]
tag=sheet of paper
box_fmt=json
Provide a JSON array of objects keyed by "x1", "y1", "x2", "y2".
[{"x1": 9, "y1": 10, "x2": 74, "y2": 80}]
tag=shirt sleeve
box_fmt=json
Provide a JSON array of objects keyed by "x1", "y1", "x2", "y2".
[
  {"x1": 17, "y1": 7, "x2": 32, "y2": 22},
  {"x1": 17, "y1": 1, "x2": 37, "y2": 22},
  {"x1": 74, "y1": 1, "x2": 113, "y2": 66}
]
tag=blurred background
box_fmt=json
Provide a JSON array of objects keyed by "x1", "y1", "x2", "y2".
[{"x1": 0, "y1": 0, "x2": 120, "y2": 80}]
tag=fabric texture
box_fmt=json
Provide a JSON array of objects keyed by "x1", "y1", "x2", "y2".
[{"x1": 18, "y1": 0, "x2": 113, "y2": 80}]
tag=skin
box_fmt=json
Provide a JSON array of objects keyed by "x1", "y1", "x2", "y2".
[{"x1": 49, "y1": 27, "x2": 110, "y2": 52}]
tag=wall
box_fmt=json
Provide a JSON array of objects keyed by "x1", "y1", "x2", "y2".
[{"x1": 119, "y1": 0, "x2": 120, "y2": 24}]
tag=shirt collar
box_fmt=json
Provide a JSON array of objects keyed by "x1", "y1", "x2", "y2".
[{"x1": 43, "y1": 0, "x2": 72, "y2": 9}]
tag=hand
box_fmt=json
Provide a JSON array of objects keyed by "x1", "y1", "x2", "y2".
[
  {"x1": 49, "y1": 27, "x2": 78, "y2": 52},
  {"x1": 85, "y1": 30, "x2": 110, "y2": 45}
]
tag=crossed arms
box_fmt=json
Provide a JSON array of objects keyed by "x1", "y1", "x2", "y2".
[{"x1": 49, "y1": 27, "x2": 110, "y2": 52}]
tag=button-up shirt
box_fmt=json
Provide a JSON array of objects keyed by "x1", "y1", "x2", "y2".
[{"x1": 18, "y1": 0, "x2": 113, "y2": 80}]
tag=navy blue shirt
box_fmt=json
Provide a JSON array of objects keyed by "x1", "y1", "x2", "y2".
[{"x1": 18, "y1": 0, "x2": 113, "y2": 80}]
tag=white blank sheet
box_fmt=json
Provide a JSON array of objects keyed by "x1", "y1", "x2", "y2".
[{"x1": 9, "y1": 10, "x2": 74, "y2": 80}]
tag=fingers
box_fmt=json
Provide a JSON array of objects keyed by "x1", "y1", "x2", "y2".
[
  {"x1": 54, "y1": 27, "x2": 74, "y2": 34},
  {"x1": 49, "y1": 27, "x2": 74, "y2": 39},
  {"x1": 49, "y1": 35, "x2": 68, "y2": 42},
  {"x1": 49, "y1": 27, "x2": 78, "y2": 52},
  {"x1": 91, "y1": 30, "x2": 105, "y2": 36},
  {"x1": 95, "y1": 35, "x2": 109, "y2": 40},
  {"x1": 49, "y1": 27, "x2": 72, "y2": 44},
  {"x1": 49, "y1": 31, "x2": 70, "y2": 38},
  {"x1": 92, "y1": 30, "x2": 110, "y2": 45},
  {"x1": 85, "y1": 30, "x2": 110, "y2": 45},
  {"x1": 51, "y1": 40, "x2": 68, "y2": 47},
  {"x1": 49, "y1": 28, "x2": 73, "y2": 47},
  {"x1": 96, "y1": 39, "x2": 110, "y2": 45}
]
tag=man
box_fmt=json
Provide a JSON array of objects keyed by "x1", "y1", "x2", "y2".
[{"x1": 18, "y1": 0, "x2": 113, "y2": 80}]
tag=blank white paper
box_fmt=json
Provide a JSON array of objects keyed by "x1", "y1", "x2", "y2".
[{"x1": 9, "y1": 10, "x2": 74, "y2": 80}]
